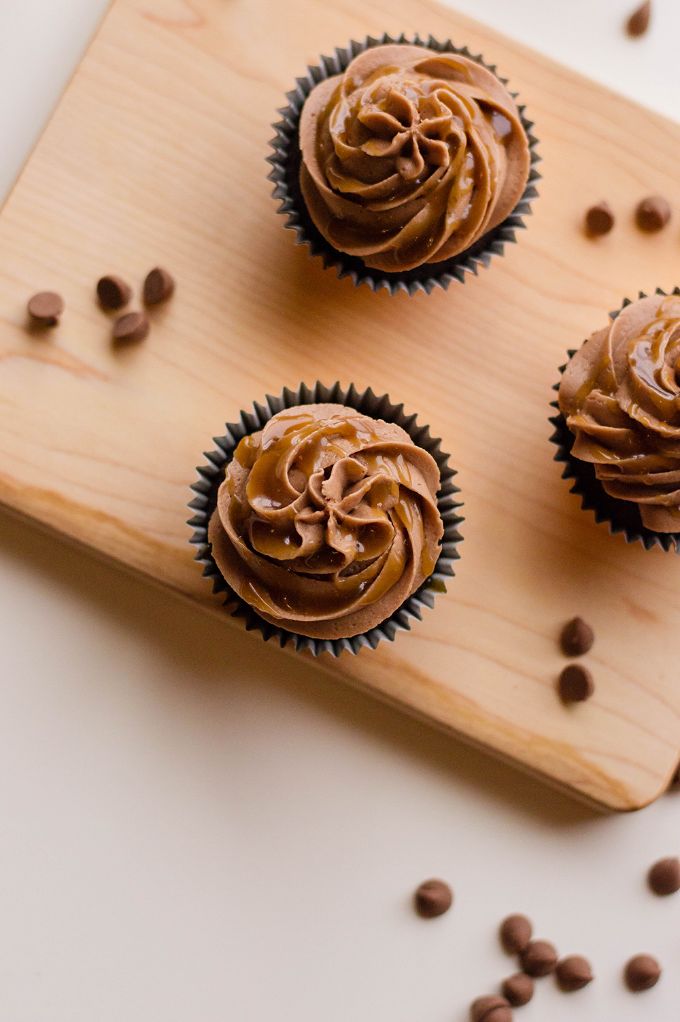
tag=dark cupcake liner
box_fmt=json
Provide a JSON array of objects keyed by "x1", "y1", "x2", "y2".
[
  {"x1": 188, "y1": 382, "x2": 464, "y2": 656},
  {"x1": 267, "y1": 33, "x2": 540, "y2": 296},
  {"x1": 549, "y1": 288, "x2": 680, "y2": 552}
]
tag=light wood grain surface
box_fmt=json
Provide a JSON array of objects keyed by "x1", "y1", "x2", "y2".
[{"x1": 1, "y1": 0, "x2": 679, "y2": 811}]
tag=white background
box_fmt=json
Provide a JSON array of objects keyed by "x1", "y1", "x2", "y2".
[{"x1": 1, "y1": 1, "x2": 679, "y2": 1019}]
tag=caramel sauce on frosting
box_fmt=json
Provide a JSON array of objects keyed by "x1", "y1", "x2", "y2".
[
  {"x1": 298, "y1": 45, "x2": 531, "y2": 272},
  {"x1": 208, "y1": 404, "x2": 444, "y2": 638},
  {"x1": 559, "y1": 295, "x2": 680, "y2": 532}
]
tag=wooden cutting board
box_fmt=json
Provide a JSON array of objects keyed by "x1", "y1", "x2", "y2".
[{"x1": 2, "y1": 0, "x2": 679, "y2": 812}]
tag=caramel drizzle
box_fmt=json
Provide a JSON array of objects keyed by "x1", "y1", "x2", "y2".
[
  {"x1": 312, "y1": 58, "x2": 517, "y2": 266},
  {"x1": 626, "y1": 298, "x2": 680, "y2": 417},
  {"x1": 570, "y1": 299, "x2": 680, "y2": 415},
  {"x1": 225, "y1": 410, "x2": 437, "y2": 613}
]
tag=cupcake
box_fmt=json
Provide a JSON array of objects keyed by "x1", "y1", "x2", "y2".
[
  {"x1": 189, "y1": 384, "x2": 463, "y2": 655},
  {"x1": 551, "y1": 290, "x2": 680, "y2": 550},
  {"x1": 269, "y1": 35, "x2": 539, "y2": 295}
]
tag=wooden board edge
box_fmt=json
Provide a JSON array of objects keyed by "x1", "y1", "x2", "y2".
[{"x1": 3, "y1": 494, "x2": 674, "y2": 814}]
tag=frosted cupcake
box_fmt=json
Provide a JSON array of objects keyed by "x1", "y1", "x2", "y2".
[
  {"x1": 553, "y1": 291, "x2": 680, "y2": 549},
  {"x1": 190, "y1": 384, "x2": 463, "y2": 654},
  {"x1": 269, "y1": 36, "x2": 538, "y2": 294}
]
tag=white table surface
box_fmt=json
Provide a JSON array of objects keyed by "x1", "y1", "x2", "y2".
[{"x1": 1, "y1": 2, "x2": 679, "y2": 1019}]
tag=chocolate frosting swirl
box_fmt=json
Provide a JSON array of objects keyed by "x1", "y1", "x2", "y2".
[
  {"x1": 208, "y1": 403, "x2": 444, "y2": 638},
  {"x1": 299, "y1": 44, "x2": 530, "y2": 272},
  {"x1": 559, "y1": 294, "x2": 680, "y2": 533}
]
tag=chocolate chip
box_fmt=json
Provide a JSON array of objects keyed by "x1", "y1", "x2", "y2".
[
  {"x1": 501, "y1": 973, "x2": 533, "y2": 1007},
  {"x1": 556, "y1": 955, "x2": 593, "y2": 992},
  {"x1": 668, "y1": 764, "x2": 680, "y2": 791},
  {"x1": 585, "y1": 203, "x2": 614, "y2": 237},
  {"x1": 143, "y1": 266, "x2": 175, "y2": 305},
  {"x1": 648, "y1": 857, "x2": 680, "y2": 896},
  {"x1": 414, "y1": 878, "x2": 452, "y2": 918},
  {"x1": 499, "y1": 914, "x2": 532, "y2": 954},
  {"x1": 558, "y1": 664, "x2": 594, "y2": 703},
  {"x1": 470, "y1": 995, "x2": 512, "y2": 1022},
  {"x1": 636, "y1": 196, "x2": 671, "y2": 232},
  {"x1": 113, "y1": 311, "x2": 150, "y2": 343},
  {"x1": 560, "y1": 617, "x2": 594, "y2": 656},
  {"x1": 520, "y1": 940, "x2": 558, "y2": 977},
  {"x1": 624, "y1": 954, "x2": 661, "y2": 992},
  {"x1": 27, "y1": 291, "x2": 63, "y2": 326},
  {"x1": 97, "y1": 275, "x2": 132, "y2": 310},
  {"x1": 626, "y1": 1, "x2": 652, "y2": 36}
]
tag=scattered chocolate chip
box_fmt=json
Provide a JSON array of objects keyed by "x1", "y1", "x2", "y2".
[
  {"x1": 585, "y1": 203, "x2": 614, "y2": 237},
  {"x1": 626, "y1": 1, "x2": 652, "y2": 36},
  {"x1": 501, "y1": 973, "x2": 534, "y2": 1007},
  {"x1": 470, "y1": 995, "x2": 512, "y2": 1022},
  {"x1": 558, "y1": 664, "x2": 594, "y2": 703},
  {"x1": 668, "y1": 764, "x2": 680, "y2": 791},
  {"x1": 636, "y1": 196, "x2": 671, "y2": 232},
  {"x1": 520, "y1": 940, "x2": 558, "y2": 978},
  {"x1": 97, "y1": 275, "x2": 132, "y2": 311},
  {"x1": 556, "y1": 955, "x2": 593, "y2": 992},
  {"x1": 113, "y1": 311, "x2": 150, "y2": 344},
  {"x1": 648, "y1": 857, "x2": 680, "y2": 896},
  {"x1": 143, "y1": 266, "x2": 175, "y2": 305},
  {"x1": 560, "y1": 617, "x2": 595, "y2": 656},
  {"x1": 27, "y1": 291, "x2": 63, "y2": 326},
  {"x1": 414, "y1": 878, "x2": 452, "y2": 918},
  {"x1": 625, "y1": 954, "x2": 661, "y2": 992},
  {"x1": 499, "y1": 914, "x2": 533, "y2": 954}
]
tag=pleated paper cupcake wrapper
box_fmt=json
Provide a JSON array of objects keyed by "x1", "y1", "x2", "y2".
[
  {"x1": 549, "y1": 288, "x2": 680, "y2": 553},
  {"x1": 188, "y1": 382, "x2": 464, "y2": 656},
  {"x1": 267, "y1": 33, "x2": 540, "y2": 296}
]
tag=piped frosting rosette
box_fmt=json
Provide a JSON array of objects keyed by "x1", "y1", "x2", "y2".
[
  {"x1": 207, "y1": 403, "x2": 444, "y2": 639},
  {"x1": 299, "y1": 44, "x2": 531, "y2": 272},
  {"x1": 558, "y1": 292, "x2": 680, "y2": 537}
]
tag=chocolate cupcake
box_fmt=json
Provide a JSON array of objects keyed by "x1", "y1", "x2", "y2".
[
  {"x1": 268, "y1": 35, "x2": 539, "y2": 295},
  {"x1": 189, "y1": 383, "x2": 463, "y2": 655},
  {"x1": 550, "y1": 290, "x2": 680, "y2": 550}
]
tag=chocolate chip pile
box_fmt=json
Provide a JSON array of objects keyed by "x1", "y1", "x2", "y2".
[
  {"x1": 484, "y1": 914, "x2": 592, "y2": 1014},
  {"x1": 557, "y1": 616, "x2": 595, "y2": 704},
  {"x1": 412, "y1": 853, "x2": 679, "y2": 1016},
  {"x1": 473, "y1": 906, "x2": 658, "y2": 1014},
  {"x1": 584, "y1": 194, "x2": 673, "y2": 238},
  {"x1": 26, "y1": 265, "x2": 175, "y2": 340}
]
